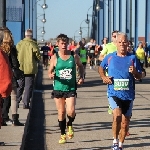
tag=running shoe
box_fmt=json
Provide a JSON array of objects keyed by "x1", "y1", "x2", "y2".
[
  {"x1": 112, "y1": 143, "x2": 119, "y2": 150},
  {"x1": 108, "y1": 105, "x2": 113, "y2": 114},
  {"x1": 67, "y1": 126, "x2": 74, "y2": 139},
  {"x1": 59, "y1": 134, "x2": 66, "y2": 144},
  {"x1": 118, "y1": 147, "x2": 123, "y2": 150}
]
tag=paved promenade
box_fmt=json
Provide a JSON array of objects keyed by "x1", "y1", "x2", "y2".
[{"x1": 0, "y1": 65, "x2": 150, "y2": 150}]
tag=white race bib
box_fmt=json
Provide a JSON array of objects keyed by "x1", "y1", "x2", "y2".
[
  {"x1": 59, "y1": 69, "x2": 72, "y2": 79},
  {"x1": 140, "y1": 60, "x2": 144, "y2": 63},
  {"x1": 44, "y1": 52, "x2": 48, "y2": 55},
  {"x1": 114, "y1": 79, "x2": 129, "y2": 90},
  {"x1": 90, "y1": 50, "x2": 94, "y2": 53}
]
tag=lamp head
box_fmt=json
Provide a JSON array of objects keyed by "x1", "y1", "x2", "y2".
[
  {"x1": 79, "y1": 30, "x2": 82, "y2": 35},
  {"x1": 41, "y1": 18, "x2": 46, "y2": 23},
  {"x1": 85, "y1": 19, "x2": 90, "y2": 24},
  {"x1": 41, "y1": 30, "x2": 45, "y2": 34},
  {"x1": 96, "y1": 4, "x2": 100, "y2": 11},
  {"x1": 41, "y1": 4, "x2": 48, "y2": 9}
]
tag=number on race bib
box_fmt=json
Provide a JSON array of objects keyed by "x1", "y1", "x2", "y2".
[
  {"x1": 114, "y1": 79, "x2": 129, "y2": 90},
  {"x1": 59, "y1": 69, "x2": 72, "y2": 79}
]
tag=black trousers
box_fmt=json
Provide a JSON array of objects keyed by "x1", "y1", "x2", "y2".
[
  {"x1": 17, "y1": 74, "x2": 35, "y2": 106},
  {"x1": 2, "y1": 96, "x2": 11, "y2": 120}
]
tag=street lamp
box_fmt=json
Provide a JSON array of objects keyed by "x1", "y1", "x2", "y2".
[
  {"x1": 41, "y1": 26, "x2": 45, "y2": 34},
  {"x1": 85, "y1": 6, "x2": 95, "y2": 41},
  {"x1": 37, "y1": 34, "x2": 45, "y2": 42},
  {"x1": 96, "y1": 1, "x2": 100, "y2": 11},
  {"x1": 96, "y1": 0, "x2": 112, "y2": 42},
  {"x1": 37, "y1": 26, "x2": 45, "y2": 35},
  {"x1": 34, "y1": 0, "x2": 48, "y2": 10},
  {"x1": 41, "y1": 0, "x2": 48, "y2": 9},
  {"x1": 37, "y1": 13, "x2": 46, "y2": 23},
  {"x1": 79, "y1": 19, "x2": 88, "y2": 40}
]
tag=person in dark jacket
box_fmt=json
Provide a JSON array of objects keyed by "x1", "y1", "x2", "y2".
[{"x1": 0, "y1": 27, "x2": 24, "y2": 126}]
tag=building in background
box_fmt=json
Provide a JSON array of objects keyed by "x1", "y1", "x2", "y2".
[
  {"x1": 91, "y1": 0, "x2": 150, "y2": 47},
  {"x1": 3, "y1": 0, "x2": 37, "y2": 45}
]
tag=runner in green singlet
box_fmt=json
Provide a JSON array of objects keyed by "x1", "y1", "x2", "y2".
[
  {"x1": 78, "y1": 43, "x2": 88, "y2": 79},
  {"x1": 48, "y1": 34, "x2": 84, "y2": 144}
]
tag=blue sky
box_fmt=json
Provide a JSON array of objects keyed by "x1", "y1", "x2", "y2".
[{"x1": 37, "y1": 0, "x2": 93, "y2": 41}]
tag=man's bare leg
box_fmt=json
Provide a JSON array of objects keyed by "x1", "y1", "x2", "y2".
[
  {"x1": 54, "y1": 98, "x2": 66, "y2": 143},
  {"x1": 66, "y1": 97, "x2": 76, "y2": 139},
  {"x1": 119, "y1": 115, "x2": 130, "y2": 148},
  {"x1": 112, "y1": 108, "x2": 122, "y2": 143}
]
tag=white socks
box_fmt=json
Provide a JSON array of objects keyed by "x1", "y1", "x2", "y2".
[
  {"x1": 113, "y1": 139, "x2": 118, "y2": 144},
  {"x1": 119, "y1": 142, "x2": 123, "y2": 148}
]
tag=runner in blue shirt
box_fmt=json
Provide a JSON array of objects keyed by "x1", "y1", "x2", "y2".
[{"x1": 99, "y1": 32, "x2": 142, "y2": 150}]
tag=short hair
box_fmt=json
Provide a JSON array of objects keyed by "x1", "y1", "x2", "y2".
[
  {"x1": 112, "y1": 30, "x2": 119, "y2": 35},
  {"x1": 116, "y1": 32, "x2": 128, "y2": 40},
  {"x1": 56, "y1": 34, "x2": 69, "y2": 43},
  {"x1": 25, "y1": 29, "x2": 33, "y2": 36}
]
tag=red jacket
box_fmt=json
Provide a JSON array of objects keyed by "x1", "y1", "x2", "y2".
[{"x1": 0, "y1": 49, "x2": 12, "y2": 98}]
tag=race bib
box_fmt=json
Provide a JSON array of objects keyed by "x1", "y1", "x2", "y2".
[
  {"x1": 80, "y1": 54, "x2": 86, "y2": 58},
  {"x1": 114, "y1": 79, "x2": 129, "y2": 90},
  {"x1": 59, "y1": 69, "x2": 72, "y2": 79},
  {"x1": 140, "y1": 60, "x2": 144, "y2": 63},
  {"x1": 44, "y1": 51, "x2": 48, "y2": 55},
  {"x1": 90, "y1": 50, "x2": 94, "y2": 53}
]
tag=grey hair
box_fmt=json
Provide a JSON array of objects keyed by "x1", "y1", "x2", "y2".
[{"x1": 116, "y1": 32, "x2": 128, "y2": 40}]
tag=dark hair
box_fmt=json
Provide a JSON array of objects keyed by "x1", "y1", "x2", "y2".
[
  {"x1": 112, "y1": 30, "x2": 119, "y2": 35},
  {"x1": 57, "y1": 34, "x2": 69, "y2": 43}
]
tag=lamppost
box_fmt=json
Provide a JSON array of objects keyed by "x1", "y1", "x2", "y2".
[
  {"x1": 33, "y1": 0, "x2": 48, "y2": 40},
  {"x1": 79, "y1": 20, "x2": 88, "y2": 40},
  {"x1": 37, "y1": 26, "x2": 46, "y2": 34},
  {"x1": 0, "y1": 0, "x2": 6, "y2": 27},
  {"x1": 34, "y1": 0, "x2": 48, "y2": 9},
  {"x1": 37, "y1": 35, "x2": 45, "y2": 42},
  {"x1": 37, "y1": 13, "x2": 46, "y2": 23},
  {"x1": 85, "y1": 6, "x2": 93, "y2": 42},
  {"x1": 96, "y1": 0, "x2": 112, "y2": 42}
]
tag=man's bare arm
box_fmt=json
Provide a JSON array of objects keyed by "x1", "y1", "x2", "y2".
[
  {"x1": 98, "y1": 66, "x2": 112, "y2": 84},
  {"x1": 98, "y1": 66, "x2": 105, "y2": 78},
  {"x1": 48, "y1": 55, "x2": 55, "y2": 79}
]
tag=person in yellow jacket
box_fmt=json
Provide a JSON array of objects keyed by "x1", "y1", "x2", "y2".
[
  {"x1": 16, "y1": 29, "x2": 41, "y2": 109},
  {"x1": 136, "y1": 42, "x2": 145, "y2": 69}
]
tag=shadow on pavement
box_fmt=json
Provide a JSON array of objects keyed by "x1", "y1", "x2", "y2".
[{"x1": 23, "y1": 64, "x2": 46, "y2": 150}]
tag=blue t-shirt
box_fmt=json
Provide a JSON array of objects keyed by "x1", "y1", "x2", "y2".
[{"x1": 100, "y1": 52, "x2": 142, "y2": 100}]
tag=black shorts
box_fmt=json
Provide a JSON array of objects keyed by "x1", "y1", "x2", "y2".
[
  {"x1": 51, "y1": 90, "x2": 77, "y2": 99},
  {"x1": 43, "y1": 55, "x2": 48, "y2": 60},
  {"x1": 82, "y1": 62, "x2": 87, "y2": 66},
  {"x1": 111, "y1": 96, "x2": 133, "y2": 116},
  {"x1": 89, "y1": 53, "x2": 95, "y2": 59}
]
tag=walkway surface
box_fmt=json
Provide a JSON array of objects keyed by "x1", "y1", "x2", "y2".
[{"x1": 0, "y1": 65, "x2": 150, "y2": 150}]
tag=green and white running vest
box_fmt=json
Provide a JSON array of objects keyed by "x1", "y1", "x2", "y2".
[
  {"x1": 53, "y1": 52, "x2": 76, "y2": 91},
  {"x1": 79, "y1": 48, "x2": 87, "y2": 63}
]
